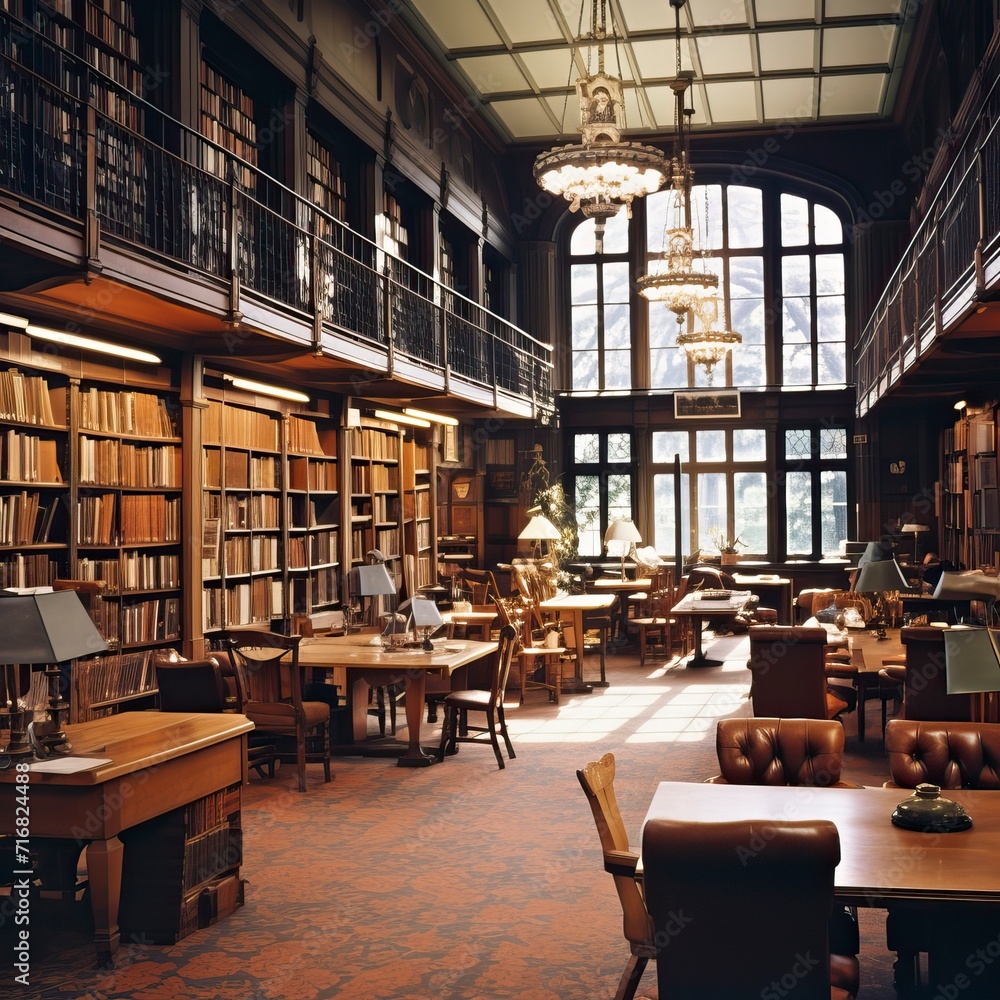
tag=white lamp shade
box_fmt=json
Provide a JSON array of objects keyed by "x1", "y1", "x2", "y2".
[
  {"x1": 519, "y1": 514, "x2": 561, "y2": 542},
  {"x1": 353, "y1": 563, "x2": 396, "y2": 596},
  {"x1": 398, "y1": 597, "x2": 443, "y2": 627},
  {"x1": 604, "y1": 518, "x2": 642, "y2": 545},
  {"x1": 901, "y1": 523, "x2": 930, "y2": 533},
  {"x1": 943, "y1": 628, "x2": 1000, "y2": 694}
]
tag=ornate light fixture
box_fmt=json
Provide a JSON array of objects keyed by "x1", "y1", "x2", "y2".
[
  {"x1": 636, "y1": 0, "x2": 740, "y2": 383},
  {"x1": 533, "y1": 0, "x2": 667, "y2": 244}
]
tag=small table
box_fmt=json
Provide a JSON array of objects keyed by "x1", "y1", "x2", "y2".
[
  {"x1": 669, "y1": 590, "x2": 752, "y2": 668},
  {"x1": 538, "y1": 592, "x2": 618, "y2": 692},
  {"x1": 731, "y1": 573, "x2": 794, "y2": 624},
  {"x1": 591, "y1": 577, "x2": 652, "y2": 642},
  {"x1": 0, "y1": 712, "x2": 252, "y2": 962},
  {"x1": 298, "y1": 635, "x2": 498, "y2": 766}
]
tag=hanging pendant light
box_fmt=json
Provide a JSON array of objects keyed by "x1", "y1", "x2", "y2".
[
  {"x1": 636, "y1": 0, "x2": 740, "y2": 383},
  {"x1": 533, "y1": 0, "x2": 667, "y2": 244}
]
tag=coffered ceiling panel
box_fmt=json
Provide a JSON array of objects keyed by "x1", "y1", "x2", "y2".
[{"x1": 398, "y1": 0, "x2": 920, "y2": 142}]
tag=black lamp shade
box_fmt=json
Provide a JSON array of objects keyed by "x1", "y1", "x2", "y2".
[
  {"x1": 855, "y1": 558, "x2": 909, "y2": 594},
  {"x1": 0, "y1": 589, "x2": 108, "y2": 664}
]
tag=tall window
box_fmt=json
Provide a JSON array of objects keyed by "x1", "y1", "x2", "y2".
[
  {"x1": 651, "y1": 428, "x2": 768, "y2": 557},
  {"x1": 572, "y1": 431, "x2": 633, "y2": 556},
  {"x1": 780, "y1": 195, "x2": 846, "y2": 386},
  {"x1": 569, "y1": 211, "x2": 631, "y2": 391},
  {"x1": 783, "y1": 427, "x2": 848, "y2": 558}
]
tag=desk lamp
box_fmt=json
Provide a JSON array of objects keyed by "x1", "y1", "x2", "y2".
[
  {"x1": 933, "y1": 570, "x2": 1000, "y2": 626},
  {"x1": 0, "y1": 587, "x2": 108, "y2": 759},
  {"x1": 518, "y1": 510, "x2": 561, "y2": 563},
  {"x1": 348, "y1": 549, "x2": 396, "y2": 632},
  {"x1": 604, "y1": 518, "x2": 642, "y2": 582},
  {"x1": 398, "y1": 597, "x2": 445, "y2": 650},
  {"x1": 942, "y1": 627, "x2": 1000, "y2": 721},
  {"x1": 854, "y1": 556, "x2": 909, "y2": 637},
  {"x1": 900, "y1": 523, "x2": 930, "y2": 566}
]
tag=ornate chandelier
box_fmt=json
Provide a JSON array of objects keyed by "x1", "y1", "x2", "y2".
[
  {"x1": 636, "y1": 0, "x2": 740, "y2": 383},
  {"x1": 533, "y1": 0, "x2": 667, "y2": 241}
]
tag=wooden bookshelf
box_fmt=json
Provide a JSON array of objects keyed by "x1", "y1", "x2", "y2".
[
  {"x1": 307, "y1": 132, "x2": 347, "y2": 232},
  {"x1": 285, "y1": 412, "x2": 340, "y2": 618},
  {"x1": 199, "y1": 60, "x2": 256, "y2": 189},
  {"x1": 402, "y1": 431, "x2": 435, "y2": 593},
  {"x1": 202, "y1": 398, "x2": 282, "y2": 632}
]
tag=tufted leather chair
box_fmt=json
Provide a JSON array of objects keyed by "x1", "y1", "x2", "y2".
[
  {"x1": 899, "y1": 627, "x2": 973, "y2": 722},
  {"x1": 882, "y1": 720, "x2": 1000, "y2": 987},
  {"x1": 884, "y1": 719, "x2": 1000, "y2": 789},
  {"x1": 707, "y1": 718, "x2": 863, "y2": 788},
  {"x1": 642, "y1": 818, "x2": 859, "y2": 999},
  {"x1": 748, "y1": 626, "x2": 854, "y2": 720}
]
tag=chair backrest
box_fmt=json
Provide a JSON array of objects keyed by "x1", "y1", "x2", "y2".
[
  {"x1": 225, "y1": 630, "x2": 303, "y2": 709},
  {"x1": 885, "y1": 719, "x2": 1000, "y2": 788},
  {"x1": 713, "y1": 717, "x2": 847, "y2": 787},
  {"x1": 748, "y1": 625, "x2": 831, "y2": 719},
  {"x1": 642, "y1": 817, "x2": 839, "y2": 999},
  {"x1": 459, "y1": 567, "x2": 499, "y2": 607},
  {"x1": 901, "y1": 626, "x2": 973, "y2": 722},
  {"x1": 576, "y1": 752, "x2": 654, "y2": 948},
  {"x1": 489, "y1": 624, "x2": 519, "y2": 707},
  {"x1": 155, "y1": 655, "x2": 228, "y2": 713},
  {"x1": 686, "y1": 564, "x2": 735, "y2": 592}
]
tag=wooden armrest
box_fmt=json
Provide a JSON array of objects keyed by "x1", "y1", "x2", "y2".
[{"x1": 604, "y1": 850, "x2": 639, "y2": 878}]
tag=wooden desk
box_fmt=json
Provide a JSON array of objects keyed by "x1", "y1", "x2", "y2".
[
  {"x1": 643, "y1": 780, "x2": 1000, "y2": 905},
  {"x1": 443, "y1": 608, "x2": 497, "y2": 641},
  {"x1": 731, "y1": 573, "x2": 794, "y2": 624},
  {"x1": 298, "y1": 635, "x2": 498, "y2": 766},
  {"x1": 0, "y1": 712, "x2": 252, "y2": 963},
  {"x1": 591, "y1": 577, "x2": 651, "y2": 642},
  {"x1": 538, "y1": 593, "x2": 617, "y2": 692},
  {"x1": 670, "y1": 590, "x2": 752, "y2": 668}
]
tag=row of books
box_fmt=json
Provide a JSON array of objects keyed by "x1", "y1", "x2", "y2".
[
  {"x1": 85, "y1": 3, "x2": 139, "y2": 61},
  {"x1": 200, "y1": 63, "x2": 254, "y2": 119},
  {"x1": 287, "y1": 415, "x2": 333, "y2": 457},
  {"x1": 121, "y1": 596, "x2": 181, "y2": 644},
  {"x1": 203, "y1": 577, "x2": 278, "y2": 629},
  {"x1": 2, "y1": 430, "x2": 62, "y2": 482},
  {"x1": 285, "y1": 530, "x2": 339, "y2": 570},
  {"x1": 0, "y1": 552, "x2": 57, "y2": 587},
  {"x1": 288, "y1": 457, "x2": 338, "y2": 491},
  {"x1": 187, "y1": 785, "x2": 241, "y2": 839},
  {"x1": 222, "y1": 534, "x2": 279, "y2": 575},
  {"x1": 73, "y1": 649, "x2": 156, "y2": 719},
  {"x1": 375, "y1": 527, "x2": 399, "y2": 557},
  {"x1": 0, "y1": 371, "x2": 64, "y2": 426},
  {"x1": 76, "y1": 492, "x2": 181, "y2": 545},
  {"x1": 0, "y1": 490, "x2": 59, "y2": 545},
  {"x1": 76, "y1": 551, "x2": 181, "y2": 592},
  {"x1": 203, "y1": 401, "x2": 279, "y2": 452},
  {"x1": 306, "y1": 135, "x2": 347, "y2": 222},
  {"x1": 79, "y1": 438, "x2": 180, "y2": 487},
  {"x1": 350, "y1": 427, "x2": 399, "y2": 461},
  {"x1": 203, "y1": 492, "x2": 281, "y2": 531},
  {"x1": 182, "y1": 826, "x2": 242, "y2": 893},
  {"x1": 79, "y1": 387, "x2": 177, "y2": 438}
]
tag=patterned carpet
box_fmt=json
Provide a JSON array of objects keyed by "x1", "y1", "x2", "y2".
[{"x1": 5, "y1": 635, "x2": 905, "y2": 999}]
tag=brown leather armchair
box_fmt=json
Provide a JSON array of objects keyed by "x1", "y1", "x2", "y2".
[
  {"x1": 899, "y1": 627, "x2": 973, "y2": 722},
  {"x1": 748, "y1": 626, "x2": 853, "y2": 720},
  {"x1": 707, "y1": 718, "x2": 863, "y2": 788},
  {"x1": 642, "y1": 817, "x2": 858, "y2": 999},
  {"x1": 884, "y1": 719, "x2": 1000, "y2": 789}
]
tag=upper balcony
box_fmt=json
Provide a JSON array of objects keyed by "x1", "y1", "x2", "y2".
[
  {"x1": 854, "y1": 45, "x2": 1000, "y2": 417},
  {"x1": 0, "y1": 19, "x2": 553, "y2": 420}
]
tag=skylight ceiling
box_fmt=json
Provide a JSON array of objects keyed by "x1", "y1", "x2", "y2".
[{"x1": 398, "y1": 0, "x2": 916, "y2": 142}]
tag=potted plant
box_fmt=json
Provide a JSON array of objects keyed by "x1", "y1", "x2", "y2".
[{"x1": 714, "y1": 533, "x2": 744, "y2": 566}]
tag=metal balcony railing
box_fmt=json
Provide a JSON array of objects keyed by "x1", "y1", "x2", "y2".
[
  {"x1": 0, "y1": 18, "x2": 553, "y2": 415},
  {"x1": 854, "y1": 53, "x2": 1000, "y2": 416}
]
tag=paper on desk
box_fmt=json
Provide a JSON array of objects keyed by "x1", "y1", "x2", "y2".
[{"x1": 28, "y1": 756, "x2": 112, "y2": 773}]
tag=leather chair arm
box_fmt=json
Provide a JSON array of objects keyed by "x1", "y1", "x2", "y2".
[{"x1": 603, "y1": 850, "x2": 639, "y2": 878}]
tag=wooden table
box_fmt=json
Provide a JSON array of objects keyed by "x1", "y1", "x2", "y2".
[
  {"x1": 591, "y1": 577, "x2": 651, "y2": 643},
  {"x1": 669, "y1": 590, "x2": 752, "y2": 668},
  {"x1": 0, "y1": 712, "x2": 252, "y2": 963},
  {"x1": 731, "y1": 573, "x2": 794, "y2": 624},
  {"x1": 443, "y1": 608, "x2": 497, "y2": 641},
  {"x1": 298, "y1": 635, "x2": 498, "y2": 766},
  {"x1": 643, "y1": 781, "x2": 1000, "y2": 993},
  {"x1": 538, "y1": 592, "x2": 617, "y2": 692}
]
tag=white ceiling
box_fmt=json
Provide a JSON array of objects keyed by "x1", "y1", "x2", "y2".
[{"x1": 397, "y1": 0, "x2": 917, "y2": 142}]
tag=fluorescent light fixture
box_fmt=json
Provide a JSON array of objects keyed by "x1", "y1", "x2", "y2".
[
  {"x1": 403, "y1": 407, "x2": 459, "y2": 426},
  {"x1": 372, "y1": 408, "x2": 431, "y2": 428},
  {"x1": 225, "y1": 375, "x2": 309, "y2": 404},
  {"x1": 26, "y1": 325, "x2": 161, "y2": 365},
  {"x1": 0, "y1": 312, "x2": 29, "y2": 329}
]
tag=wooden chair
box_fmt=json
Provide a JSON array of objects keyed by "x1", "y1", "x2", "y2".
[
  {"x1": 643, "y1": 817, "x2": 858, "y2": 999},
  {"x1": 576, "y1": 752, "x2": 656, "y2": 1000},
  {"x1": 436, "y1": 623, "x2": 518, "y2": 769},
  {"x1": 493, "y1": 594, "x2": 563, "y2": 705},
  {"x1": 224, "y1": 630, "x2": 331, "y2": 792}
]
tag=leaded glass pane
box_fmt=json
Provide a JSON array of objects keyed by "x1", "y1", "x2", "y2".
[
  {"x1": 733, "y1": 345, "x2": 766, "y2": 386},
  {"x1": 783, "y1": 344, "x2": 812, "y2": 384},
  {"x1": 605, "y1": 349, "x2": 632, "y2": 389},
  {"x1": 651, "y1": 346, "x2": 689, "y2": 389},
  {"x1": 575, "y1": 474, "x2": 600, "y2": 556},
  {"x1": 608, "y1": 433, "x2": 631, "y2": 463},
  {"x1": 652, "y1": 431, "x2": 689, "y2": 463},
  {"x1": 814, "y1": 203, "x2": 843, "y2": 245},
  {"x1": 571, "y1": 219, "x2": 597, "y2": 256},
  {"x1": 735, "y1": 472, "x2": 767, "y2": 552},
  {"x1": 786, "y1": 470, "x2": 813, "y2": 554},
  {"x1": 696, "y1": 430, "x2": 726, "y2": 462},
  {"x1": 820, "y1": 428, "x2": 847, "y2": 460},
  {"x1": 785, "y1": 429, "x2": 812, "y2": 460},
  {"x1": 817, "y1": 295, "x2": 845, "y2": 342},
  {"x1": 728, "y1": 186, "x2": 763, "y2": 248},
  {"x1": 731, "y1": 255, "x2": 764, "y2": 298},
  {"x1": 574, "y1": 433, "x2": 600, "y2": 464},
  {"x1": 604, "y1": 261, "x2": 631, "y2": 303},
  {"x1": 697, "y1": 472, "x2": 727, "y2": 550},
  {"x1": 781, "y1": 193, "x2": 809, "y2": 246},
  {"x1": 731, "y1": 298, "x2": 765, "y2": 343},
  {"x1": 734, "y1": 428, "x2": 766, "y2": 461},
  {"x1": 571, "y1": 263, "x2": 597, "y2": 303},
  {"x1": 821, "y1": 470, "x2": 847, "y2": 557},
  {"x1": 607, "y1": 473, "x2": 632, "y2": 522},
  {"x1": 783, "y1": 298, "x2": 811, "y2": 343},
  {"x1": 602, "y1": 207, "x2": 630, "y2": 254},
  {"x1": 573, "y1": 350, "x2": 599, "y2": 390}
]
